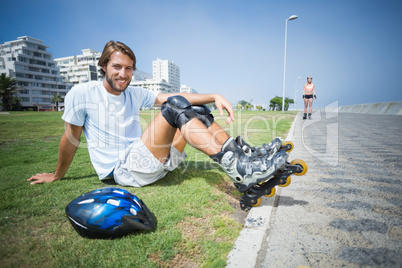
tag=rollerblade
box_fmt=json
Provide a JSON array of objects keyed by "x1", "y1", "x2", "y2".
[
  {"x1": 210, "y1": 137, "x2": 289, "y2": 193},
  {"x1": 303, "y1": 113, "x2": 307, "y2": 120},
  {"x1": 308, "y1": 113, "x2": 312, "y2": 120},
  {"x1": 235, "y1": 136, "x2": 294, "y2": 157},
  {"x1": 239, "y1": 158, "x2": 307, "y2": 210}
]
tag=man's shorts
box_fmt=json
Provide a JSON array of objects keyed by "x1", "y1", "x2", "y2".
[{"x1": 113, "y1": 138, "x2": 187, "y2": 187}]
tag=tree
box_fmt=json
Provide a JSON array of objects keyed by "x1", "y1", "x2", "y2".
[
  {"x1": 0, "y1": 73, "x2": 18, "y2": 111},
  {"x1": 237, "y1": 99, "x2": 253, "y2": 111},
  {"x1": 244, "y1": 104, "x2": 253, "y2": 111},
  {"x1": 269, "y1": 96, "x2": 294, "y2": 111},
  {"x1": 284, "y1": 97, "x2": 294, "y2": 111},
  {"x1": 238, "y1": 100, "x2": 251, "y2": 107},
  {"x1": 256, "y1": 105, "x2": 263, "y2": 111},
  {"x1": 10, "y1": 96, "x2": 23, "y2": 111},
  {"x1": 236, "y1": 104, "x2": 243, "y2": 110},
  {"x1": 269, "y1": 96, "x2": 282, "y2": 111},
  {"x1": 206, "y1": 103, "x2": 217, "y2": 111},
  {"x1": 51, "y1": 94, "x2": 63, "y2": 111}
]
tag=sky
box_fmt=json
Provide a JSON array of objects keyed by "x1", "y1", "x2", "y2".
[{"x1": 1, "y1": 0, "x2": 401, "y2": 109}]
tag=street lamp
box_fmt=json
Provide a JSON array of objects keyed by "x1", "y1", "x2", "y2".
[
  {"x1": 294, "y1": 76, "x2": 301, "y2": 109},
  {"x1": 282, "y1": 15, "x2": 298, "y2": 113}
]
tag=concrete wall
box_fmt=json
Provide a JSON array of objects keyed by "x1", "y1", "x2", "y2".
[{"x1": 339, "y1": 101, "x2": 402, "y2": 115}]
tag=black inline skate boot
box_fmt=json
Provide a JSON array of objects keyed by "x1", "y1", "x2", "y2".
[
  {"x1": 308, "y1": 113, "x2": 312, "y2": 119},
  {"x1": 239, "y1": 157, "x2": 308, "y2": 210},
  {"x1": 235, "y1": 136, "x2": 294, "y2": 157},
  {"x1": 303, "y1": 113, "x2": 307, "y2": 120},
  {"x1": 210, "y1": 137, "x2": 289, "y2": 193}
]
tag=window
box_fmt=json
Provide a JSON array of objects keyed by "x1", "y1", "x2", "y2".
[
  {"x1": 44, "y1": 77, "x2": 55, "y2": 82},
  {"x1": 22, "y1": 49, "x2": 32, "y2": 55},
  {"x1": 18, "y1": 56, "x2": 27, "y2": 62},
  {"x1": 19, "y1": 89, "x2": 29, "y2": 94},
  {"x1": 15, "y1": 64, "x2": 25, "y2": 70},
  {"x1": 17, "y1": 82, "x2": 29, "y2": 87}
]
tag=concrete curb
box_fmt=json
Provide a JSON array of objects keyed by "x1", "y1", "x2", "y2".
[
  {"x1": 326, "y1": 101, "x2": 402, "y2": 115},
  {"x1": 226, "y1": 112, "x2": 299, "y2": 267}
]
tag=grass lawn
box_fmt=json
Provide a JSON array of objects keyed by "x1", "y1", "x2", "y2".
[{"x1": 0, "y1": 110, "x2": 296, "y2": 267}]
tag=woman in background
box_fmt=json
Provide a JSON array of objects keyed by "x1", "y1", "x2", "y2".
[{"x1": 302, "y1": 76, "x2": 316, "y2": 119}]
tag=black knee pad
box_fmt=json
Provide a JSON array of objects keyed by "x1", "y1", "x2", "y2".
[
  {"x1": 161, "y1": 95, "x2": 197, "y2": 129},
  {"x1": 192, "y1": 105, "x2": 214, "y2": 128}
]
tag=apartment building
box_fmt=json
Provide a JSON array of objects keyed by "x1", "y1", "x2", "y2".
[
  {"x1": 54, "y1": 49, "x2": 102, "y2": 84},
  {"x1": 152, "y1": 58, "x2": 180, "y2": 92},
  {"x1": 0, "y1": 36, "x2": 71, "y2": 110},
  {"x1": 180, "y1": 84, "x2": 198, "y2": 94},
  {"x1": 130, "y1": 79, "x2": 173, "y2": 95}
]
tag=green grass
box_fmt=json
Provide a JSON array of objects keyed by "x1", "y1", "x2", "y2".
[{"x1": 0, "y1": 110, "x2": 296, "y2": 267}]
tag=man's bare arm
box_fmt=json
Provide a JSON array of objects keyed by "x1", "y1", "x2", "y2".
[{"x1": 28, "y1": 122, "x2": 83, "y2": 184}]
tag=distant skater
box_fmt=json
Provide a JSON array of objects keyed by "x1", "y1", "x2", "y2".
[{"x1": 302, "y1": 76, "x2": 316, "y2": 119}]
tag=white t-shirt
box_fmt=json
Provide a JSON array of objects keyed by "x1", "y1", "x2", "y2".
[{"x1": 62, "y1": 81, "x2": 156, "y2": 179}]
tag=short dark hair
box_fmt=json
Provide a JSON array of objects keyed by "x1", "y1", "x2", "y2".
[{"x1": 98, "y1": 41, "x2": 136, "y2": 76}]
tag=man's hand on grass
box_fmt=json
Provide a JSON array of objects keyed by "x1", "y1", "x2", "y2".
[{"x1": 28, "y1": 173, "x2": 57, "y2": 185}]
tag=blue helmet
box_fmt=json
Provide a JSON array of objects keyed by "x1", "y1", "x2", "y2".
[{"x1": 65, "y1": 187, "x2": 157, "y2": 239}]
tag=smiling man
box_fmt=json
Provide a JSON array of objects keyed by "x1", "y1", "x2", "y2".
[{"x1": 28, "y1": 40, "x2": 288, "y2": 193}]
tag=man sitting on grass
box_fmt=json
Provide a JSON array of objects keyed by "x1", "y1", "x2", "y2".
[{"x1": 28, "y1": 40, "x2": 288, "y2": 193}]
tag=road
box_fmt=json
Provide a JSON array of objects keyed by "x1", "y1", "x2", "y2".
[
  {"x1": 256, "y1": 111, "x2": 402, "y2": 267},
  {"x1": 227, "y1": 110, "x2": 402, "y2": 267}
]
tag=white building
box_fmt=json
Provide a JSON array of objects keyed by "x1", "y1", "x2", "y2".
[
  {"x1": 55, "y1": 50, "x2": 189, "y2": 97},
  {"x1": 54, "y1": 49, "x2": 102, "y2": 84},
  {"x1": 130, "y1": 78, "x2": 173, "y2": 94},
  {"x1": 152, "y1": 58, "x2": 180, "y2": 92},
  {"x1": 180, "y1": 84, "x2": 198, "y2": 94},
  {"x1": 0, "y1": 36, "x2": 71, "y2": 110}
]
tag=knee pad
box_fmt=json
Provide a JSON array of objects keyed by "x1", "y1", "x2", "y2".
[
  {"x1": 161, "y1": 95, "x2": 197, "y2": 129},
  {"x1": 192, "y1": 105, "x2": 214, "y2": 128}
]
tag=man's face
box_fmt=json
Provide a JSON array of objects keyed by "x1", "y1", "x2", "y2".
[{"x1": 102, "y1": 51, "x2": 134, "y2": 95}]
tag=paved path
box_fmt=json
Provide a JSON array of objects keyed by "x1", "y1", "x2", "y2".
[
  {"x1": 227, "y1": 110, "x2": 402, "y2": 267},
  {"x1": 256, "y1": 111, "x2": 402, "y2": 267}
]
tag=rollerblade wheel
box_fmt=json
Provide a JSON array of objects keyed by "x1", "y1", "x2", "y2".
[
  {"x1": 290, "y1": 159, "x2": 308, "y2": 176},
  {"x1": 264, "y1": 187, "x2": 276, "y2": 197},
  {"x1": 251, "y1": 198, "x2": 262, "y2": 207},
  {"x1": 282, "y1": 141, "x2": 294, "y2": 153},
  {"x1": 278, "y1": 176, "x2": 291, "y2": 187}
]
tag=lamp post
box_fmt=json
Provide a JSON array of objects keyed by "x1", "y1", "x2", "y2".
[
  {"x1": 294, "y1": 76, "x2": 301, "y2": 109},
  {"x1": 282, "y1": 15, "x2": 298, "y2": 113}
]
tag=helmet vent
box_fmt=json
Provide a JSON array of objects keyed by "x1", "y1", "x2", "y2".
[
  {"x1": 107, "y1": 199, "x2": 120, "y2": 206},
  {"x1": 113, "y1": 190, "x2": 125, "y2": 195},
  {"x1": 78, "y1": 199, "x2": 94, "y2": 204},
  {"x1": 130, "y1": 208, "x2": 138, "y2": 215}
]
